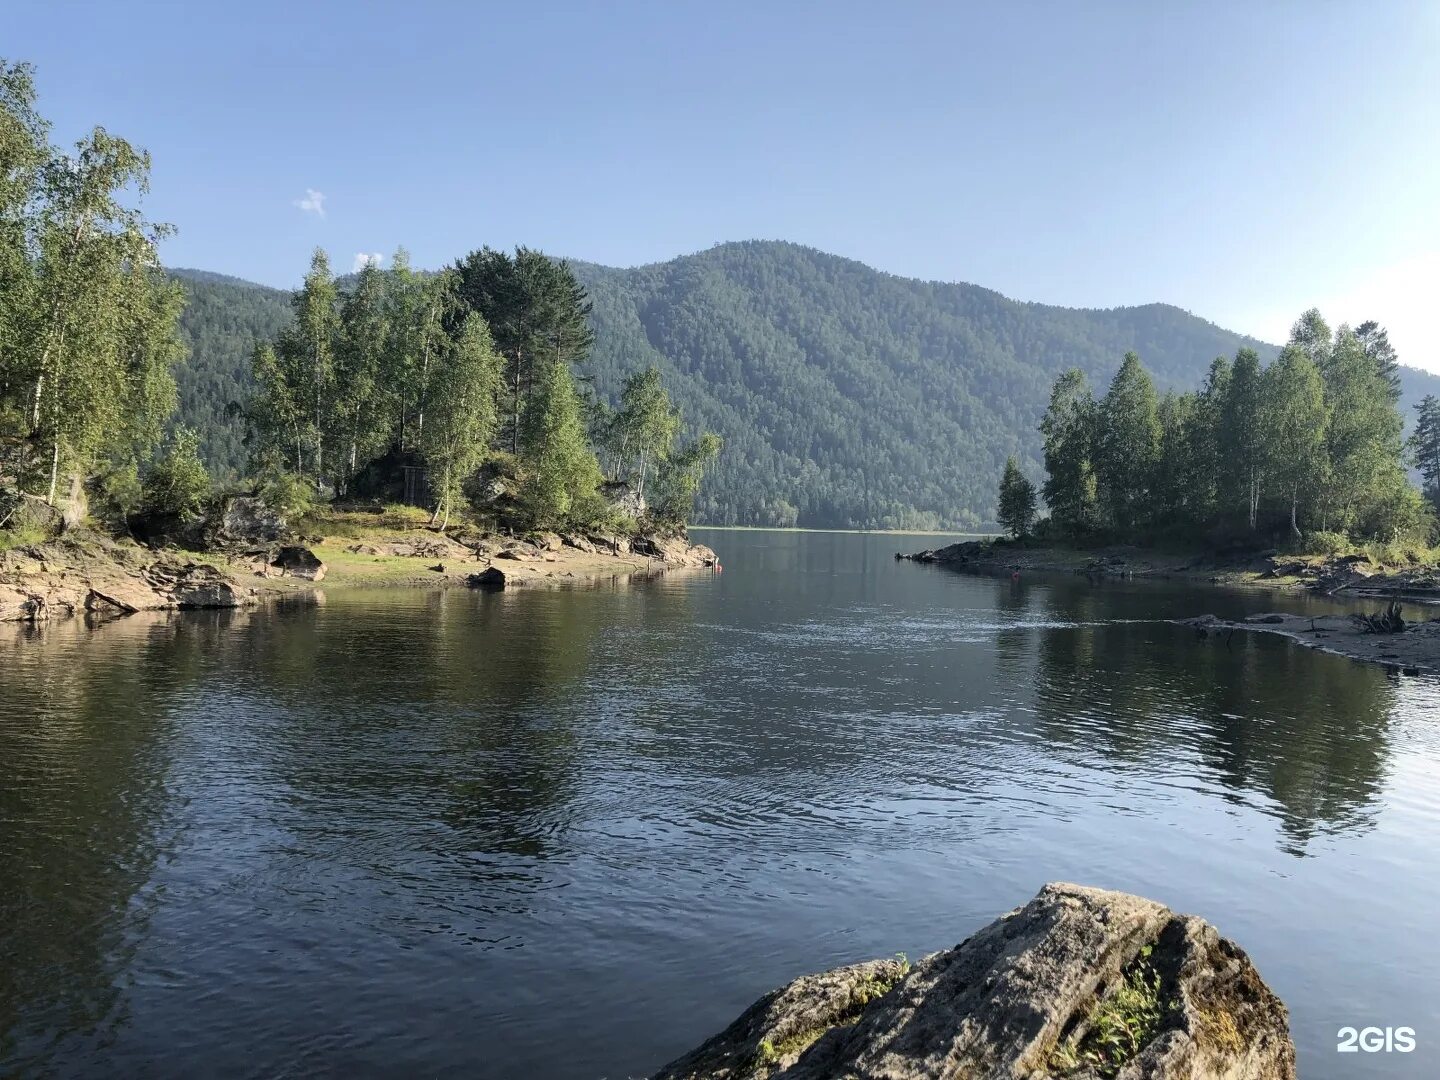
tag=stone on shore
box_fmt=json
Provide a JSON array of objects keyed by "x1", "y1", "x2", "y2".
[
  {"x1": 651, "y1": 883, "x2": 1294, "y2": 1080},
  {"x1": 270, "y1": 545, "x2": 327, "y2": 582},
  {"x1": 467, "y1": 567, "x2": 508, "y2": 589}
]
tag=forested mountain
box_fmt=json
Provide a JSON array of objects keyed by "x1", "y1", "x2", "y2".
[{"x1": 171, "y1": 242, "x2": 1440, "y2": 529}]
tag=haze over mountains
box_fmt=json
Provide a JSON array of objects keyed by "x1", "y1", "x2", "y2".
[{"x1": 171, "y1": 241, "x2": 1440, "y2": 530}]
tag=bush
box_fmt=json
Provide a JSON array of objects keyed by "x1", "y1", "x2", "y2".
[
  {"x1": 257, "y1": 470, "x2": 316, "y2": 520},
  {"x1": 1303, "y1": 530, "x2": 1352, "y2": 557},
  {"x1": 141, "y1": 429, "x2": 211, "y2": 524}
]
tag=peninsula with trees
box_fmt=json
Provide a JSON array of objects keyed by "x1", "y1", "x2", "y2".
[{"x1": 0, "y1": 59, "x2": 720, "y2": 621}]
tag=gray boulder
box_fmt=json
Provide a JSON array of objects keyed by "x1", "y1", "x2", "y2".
[
  {"x1": 652, "y1": 883, "x2": 1295, "y2": 1080},
  {"x1": 467, "y1": 567, "x2": 508, "y2": 589},
  {"x1": 215, "y1": 494, "x2": 288, "y2": 544}
]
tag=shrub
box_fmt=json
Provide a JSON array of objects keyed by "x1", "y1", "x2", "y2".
[
  {"x1": 1303, "y1": 531, "x2": 1352, "y2": 558},
  {"x1": 141, "y1": 428, "x2": 211, "y2": 524},
  {"x1": 258, "y1": 470, "x2": 316, "y2": 520}
]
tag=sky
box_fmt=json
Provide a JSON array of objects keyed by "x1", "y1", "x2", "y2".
[{"x1": 12, "y1": 2, "x2": 1440, "y2": 369}]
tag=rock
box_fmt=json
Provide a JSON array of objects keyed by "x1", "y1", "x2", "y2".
[
  {"x1": 588, "y1": 533, "x2": 631, "y2": 555},
  {"x1": 467, "y1": 567, "x2": 508, "y2": 589},
  {"x1": 601, "y1": 480, "x2": 647, "y2": 519},
  {"x1": 1245, "y1": 613, "x2": 1287, "y2": 624},
  {"x1": 270, "y1": 545, "x2": 327, "y2": 582},
  {"x1": 215, "y1": 495, "x2": 288, "y2": 544},
  {"x1": 562, "y1": 533, "x2": 596, "y2": 553},
  {"x1": 532, "y1": 532, "x2": 564, "y2": 552},
  {"x1": 651, "y1": 883, "x2": 1295, "y2": 1080},
  {"x1": 144, "y1": 563, "x2": 253, "y2": 609},
  {"x1": 495, "y1": 547, "x2": 527, "y2": 561}
]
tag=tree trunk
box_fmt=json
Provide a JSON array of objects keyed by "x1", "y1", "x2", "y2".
[
  {"x1": 1290, "y1": 486, "x2": 1301, "y2": 539},
  {"x1": 46, "y1": 439, "x2": 60, "y2": 506}
]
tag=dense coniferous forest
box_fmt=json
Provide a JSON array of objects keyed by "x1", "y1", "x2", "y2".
[{"x1": 171, "y1": 242, "x2": 1440, "y2": 530}]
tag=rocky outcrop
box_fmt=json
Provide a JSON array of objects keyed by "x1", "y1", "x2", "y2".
[
  {"x1": 214, "y1": 494, "x2": 288, "y2": 544},
  {"x1": 633, "y1": 533, "x2": 720, "y2": 567},
  {"x1": 1176, "y1": 612, "x2": 1440, "y2": 675},
  {"x1": 269, "y1": 545, "x2": 327, "y2": 582},
  {"x1": 652, "y1": 883, "x2": 1294, "y2": 1080},
  {"x1": 1, "y1": 551, "x2": 255, "y2": 623}
]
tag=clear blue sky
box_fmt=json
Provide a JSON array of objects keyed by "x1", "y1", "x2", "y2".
[{"x1": 13, "y1": 2, "x2": 1440, "y2": 368}]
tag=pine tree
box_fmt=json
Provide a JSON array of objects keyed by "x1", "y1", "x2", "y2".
[
  {"x1": 518, "y1": 360, "x2": 604, "y2": 527},
  {"x1": 996, "y1": 456, "x2": 1037, "y2": 538},
  {"x1": 1095, "y1": 352, "x2": 1160, "y2": 532},
  {"x1": 1408, "y1": 395, "x2": 1440, "y2": 508}
]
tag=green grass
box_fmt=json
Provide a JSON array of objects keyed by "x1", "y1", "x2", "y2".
[
  {"x1": 1050, "y1": 946, "x2": 1174, "y2": 1078},
  {"x1": 0, "y1": 523, "x2": 48, "y2": 553},
  {"x1": 751, "y1": 956, "x2": 910, "y2": 1073}
]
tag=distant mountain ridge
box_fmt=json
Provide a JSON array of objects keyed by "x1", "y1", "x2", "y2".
[{"x1": 169, "y1": 241, "x2": 1440, "y2": 528}]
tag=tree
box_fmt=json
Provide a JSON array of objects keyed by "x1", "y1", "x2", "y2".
[
  {"x1": 609, "y1": 366, "x2": 680, "y2": 502},
  {"x1": 1039, "y1": 369, "x2": 1097, "y2": 536},
  {"x1": 996, "y1": 456, "x2": 1037, "y2": 538},
  {"x1": 382, "y1": 252, "x2": 455, "y2": 451},
  {"x1": 0, "y1": 60, "x2": 182, "y2": 506},
  {"x1": 1409, "y1": 395, "x2": 1440, "y2": 508},
  {"x1": 453, "y1": 247, "x2": 594, "y2": 455},
  {"x1": 1095, "y1": 352, "x2": 1160, "y2": 532},
  {"x1": 1221, "y1": 348, "x2": 1266, "y2": 529},
  {"x1": 1355, "y1": 320, "x2": 1401, "y2": 402},
  {"x1": 1183, "y1": 357, "x2": 1230, "y2": 524},
  {"x1": 260, "y1": 249, "x2": 339, "y2": 489},
  {"x1": 652, "y1": 432, "x2": 722, "y2": 527},
  {"x1": 518, "y1": 359, "x2": 604, "y2": 527},
  {"x1": 141, "y1": 427, "x2": 210, "y2": 523},
  {"x1": 1261, "y1": 347, "x2": 1328, "y2": 538},
  {"x1": 421, "y1": 313, "x2": 502, "y2": 527},
  {"x1": 332, "y1": 262, "x2": 391, "y2": 489},
  {"x1": 1321, "y1": 325, "x2": 1405, "y2": 533}
]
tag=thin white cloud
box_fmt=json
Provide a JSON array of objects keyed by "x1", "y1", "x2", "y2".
[
  {"x1": 293, "y1": 188, "x2": 326, "y2": 217},
  {"x1": 352, "y1": 252, "x2": 384, "y2": 272}
]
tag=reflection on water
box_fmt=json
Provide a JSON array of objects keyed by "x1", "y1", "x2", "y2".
[{"x1": 2, "y1": 531, "x2": 1438, "y2": 1079}]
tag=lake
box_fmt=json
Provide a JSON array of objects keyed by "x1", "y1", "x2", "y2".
[{"x1": 3, "y1": 529, "x2": 1438, "y2": 1078}]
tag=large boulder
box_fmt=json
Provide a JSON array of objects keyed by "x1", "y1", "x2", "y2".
[
  {"x1": 651, "y1": 883, "x2": 1295, "y2": 1080},
  {"x1": 269, "y1": 545, "x2": 327, "y2": 582},
  {"x1": 467, "y1": 566, "x2": 508, "y2": 589},
  {"x1": 215, "y1": 495, "x2": 288, "y2": 544}
]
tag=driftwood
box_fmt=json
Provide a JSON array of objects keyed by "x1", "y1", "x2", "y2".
[{"x1": 1351, "y1": 601, "x2": 1405, "y2": 634}]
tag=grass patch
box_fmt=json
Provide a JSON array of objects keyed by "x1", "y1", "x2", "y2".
[
  {"x1": 751, "y1": 956, "x2": 910, "y2": 1074},
  {"x1": 0, "y1": 523, "x2": 49, "y2": 553},
  {"x1": 1050, "y1": 945, "x2": 1175, "y2": 1079}
]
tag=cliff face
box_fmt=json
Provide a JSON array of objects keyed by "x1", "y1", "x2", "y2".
[{"x1": 651, "y1": 883, "x2": 1295, "y2": 1080}]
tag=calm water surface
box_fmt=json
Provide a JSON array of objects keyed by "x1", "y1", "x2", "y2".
[{"x1": 3, "y1": 530, "x2": 1439, "y2": 1078}]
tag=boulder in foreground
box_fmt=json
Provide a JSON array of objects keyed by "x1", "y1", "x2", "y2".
[{"x1": 652, "y1": 883, "x2": 1294, "y2": 1079}]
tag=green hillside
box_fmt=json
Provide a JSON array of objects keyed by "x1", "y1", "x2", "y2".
[{"x1": 170, "y1": 241, "x2": 1440, "y2": 528}]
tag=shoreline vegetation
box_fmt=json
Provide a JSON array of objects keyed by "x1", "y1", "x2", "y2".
[{"x1": 0, "y1": 62, "x2": 722, "y2": 604}]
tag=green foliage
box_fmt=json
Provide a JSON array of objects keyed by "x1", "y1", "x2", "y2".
[
  {"x1": 1040, "y1": 313, "x2": 1424, "y2": 548},
  {"x1": 257, "y1": 469, "x2": 315, "y2": 520},
  {"x1": 652, "y1": 431, "x2": 723, "y2": 528},
  {"x1": 1050, "y1": 946, "x2": 1172, "y2": 1079},
  {"x1": 421, "y1": 313, "x2": 502, "y2": 527},
  {"x1": 0, "y1": 60, "x2": 182, "y2": 506},
  {"x1": 997, "y1": 455, "x2": 1037, "y2": 538},
  {"x1": 141, "y1": 428, "x2": 210, "y2": 522},
  {"x1": 517, "y1": 359, "x2": 606, "y2": 528},
  {"x1": 1095, "y1": 352, "x2": 1160, "y2": 532}
]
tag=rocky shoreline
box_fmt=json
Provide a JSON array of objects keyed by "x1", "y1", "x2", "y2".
[
  {"x1": 651, "y1": 883, "x2": 1294, "y2": 1079},
  {"x1": 0, "y1": 519, "x2": 719, "y2": 624},
  {"x1": 898, "y1": 538, "x2": 1440, "y2": 600}
]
